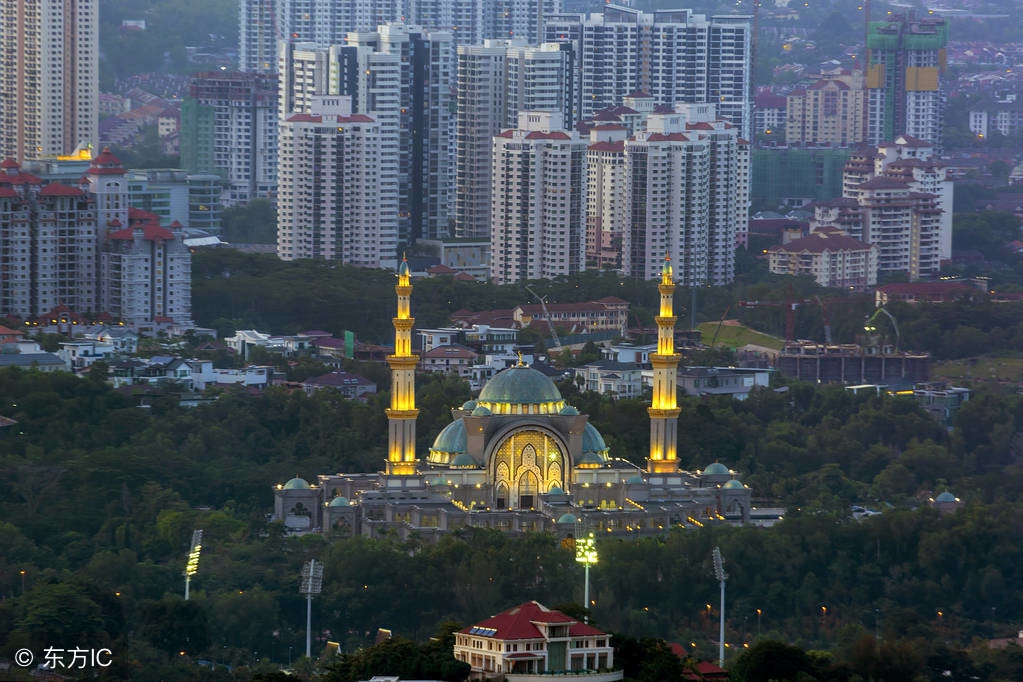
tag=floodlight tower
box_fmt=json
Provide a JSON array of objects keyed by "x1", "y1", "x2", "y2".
[
  {"x1": 712, "y1": 547, "x2": 727, "y2": 666},
  {"x1": 300, "y1": 559, "x2": 324, "y2": 658},
  {"x1": 575, "y1": 532, "x2": 598, "y2": 623},
  {"x1": 184, "y1": 529, "x2": 203, "y2": 601}
]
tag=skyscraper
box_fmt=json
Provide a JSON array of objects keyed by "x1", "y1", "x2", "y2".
[
  {"x1": 0, "y1": 0, "x2": 98, "y2": 162},
  {"x1": 866, "y1": 13, "x2": 949, "y2": 148},
  {"x1": 544, "y1": 6, "x2": 751, "y2": 138},
  {"x1": 454, "y1": 40, "x2": 574, "y2": 240},
  {"x1": 490, "y1": 112, "x2": 587, "y2": 285}
]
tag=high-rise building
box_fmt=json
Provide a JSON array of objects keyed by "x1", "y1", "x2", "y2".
[
  {"x1": 585, "y1": 103, "x2": 748, "y2": 286},
  {"x1": 785, "y1": 70, "x2": 866, "y2": 147},
  {"x1": 349, "y1": 25, "x2": 452, "y2": 243},
  {"x1": 454, "y1": 40, "x2": 574, "y2": 240},
  {"x1": 180, "y1": 72, "x2": 279, "y2": 206},
  {"x1": 489, "y1": 0, "x2": 562, "y2": 46},
  {"x1": 490, "y1": 112, "x2": 587, "y2": 285},
  {"x1": 544, "y1": 6, "x2": 751, "y2": 138},
  {"x1": 276, "y1": 96, "x2": 397, "y2": 268},
  {"x1": 866, "y1": 13, "x2": 949, "y2": 148},
  {"x1": 0, "y1": 0, "x2": 98, "y2": 162}
]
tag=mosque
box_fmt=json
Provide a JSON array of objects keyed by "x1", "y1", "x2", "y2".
[{"x1": 273, "y1": 257, "x2": 752, "y2": 539}]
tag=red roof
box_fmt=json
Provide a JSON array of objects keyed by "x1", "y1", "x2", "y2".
[
  {"x1": 771, "y1": 229, "x2": 871, "y2": 254},
  {"x1": 428, "y1": 263, "x2": 457, "y2": 274},
  {"x1": 39, "y1": 183, "x2": 85, "y2": 197},
  {"x1": 454, "y1": 272, "x2": 476, "y2": 281},
  {"x1": 460, "y1": 601, "x2": 607, "y2": 640},
  {"x1": 589, "y1": 140, "x2": 625, "y2": 152},
  {"x1": 88, "y1": 147, "x2": 125, "y2": 175},
  {"x1": 286, "y1": 112, "x2": 375, "y2": 124},
  {"x1": 858, "y1": 176, "x2": 909, "y2": 190},
  {"x1": 1, "y1": 159, "x2": 19, "y2": 169},
  {"x1": 0, "y1": 187, "x2": 18, "y2": 198},
  {"x1": 525, "y1": 131, "x2": 571, "y2": 140},
  {"x1": 646, "y1": 133, "x2": 689, "y2": 142},
  {"x1": 686, "y1": 122, "x2": 716, "y2": 130}
]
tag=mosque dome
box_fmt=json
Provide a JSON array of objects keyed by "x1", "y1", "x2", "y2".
[
  {"x1": 477, "y1": 366, "x2": 564, "y2": 411},
  {"x1": 430, "y1": 419, "x2": 467, "y2": 456},
  {"x1": 626, "y1": 474, "x2": 645, "y2": 484},
  {"x1": 461, "y1": 400, "x2": 478, "y2": 411},
  {"x1": 548, "y1": 485, "x2": 565, "y2": 496},
  {"x1": 328, "y1": 496, "x2": 350, "y2": 507},
  {"x1": 582, "y1": 423, "x2": 608, "y2": 455},
  {"x1": 283, "y1": 477, "x2": 311, "y2": 490},
  {"x1": 934, "y1": 491, "x2": 957, "y2": 503},
  {"x1": 557, "y1": 513, "x2": 578, "y2": 524},
  {"x1": 451, "y1": 452, "x2": 479, "y2": 468},
  {"x1": 471, "y1": 405, "x2": 492, "y2": 416},
  {"x1": 559, "y1": 405, "x2": 580, "y2": 415},
  {"x1": 703, "y1": 463, "x2": 730, "y2": 476},
  {"x1": 722, "y1": 479, "x2": 744, "y2": 490}
]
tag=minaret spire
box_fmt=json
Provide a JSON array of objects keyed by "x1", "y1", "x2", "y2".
[
  {"x1": 385, "y1": 255, "x2": 419, "y2": 475},
  {"x1": 647, "y1": 254, "x2": 682, "y2": 474}
]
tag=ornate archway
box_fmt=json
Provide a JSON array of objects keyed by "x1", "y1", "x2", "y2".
[{"x1": 488, "y1": 428, "x2": 569, "y2": 510}]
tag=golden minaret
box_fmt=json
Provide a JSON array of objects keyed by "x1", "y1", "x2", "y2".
[
  {"x1": 385, "y1": 256, "x2": 419, "y2": 475},
  {"x1": 647, "y1": 255, "x2": 682, "y2": 474}
]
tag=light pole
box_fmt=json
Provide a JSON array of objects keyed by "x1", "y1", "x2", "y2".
[
  {"x1": 19, "y1": 570, "x2": 25, "y2": 595},
  {"x1": 184, "y1": 530, "x2": 203, "y2": 601},
  {"x1": 300, "y1": 559, "x2": 324, "y2": 659},
  {"x1": 575, "y1": 532, "x2": 598, "y2": 624},
  {"x1": 712, "y1": 547, "x2": 726, "y2": 667},
  {"x1": 756, "y1": 608, "x2": 762, "y2": 639}
]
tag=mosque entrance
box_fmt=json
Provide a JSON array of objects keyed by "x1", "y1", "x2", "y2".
[{"x1": 490, "y1": 430, "x2": 568, "y2": 510}]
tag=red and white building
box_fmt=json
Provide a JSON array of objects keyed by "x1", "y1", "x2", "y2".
[{"x1": 454, "y1": 601, "x2": 622, "y2": 682}]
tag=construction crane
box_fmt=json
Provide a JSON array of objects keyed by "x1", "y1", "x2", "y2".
[
  {"x1": 864, "y1": 307, "x2": 900, "y2": 352},
  {"x1": 815, "y1": 296, "x2": 833, "y2": 345},
  {"x1": 525, "y1": 285, "x2": 562, "y2": 351}
]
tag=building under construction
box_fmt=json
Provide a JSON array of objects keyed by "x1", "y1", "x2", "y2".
[{"x1": 777, "y1": 340, "x2": 930, "y2": 386}]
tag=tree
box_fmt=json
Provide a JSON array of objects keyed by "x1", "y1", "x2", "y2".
[{"x1": 729, "y1": 640, "x2": 817, "y2": 682}]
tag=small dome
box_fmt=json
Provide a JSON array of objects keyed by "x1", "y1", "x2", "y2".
[
  {"x1": 471, "y1": 405, "x2": 492, "y2": 416},
  {"x1": 548, "y1": 485, "x2": 565, "y2": 495},
  {"x1": 451, "y1": 452, "x2": 478, "y2": 468},
  {"x1": 478, "y1": 365, "x2": 563, "y2": 405},
  {"x1": 576, "y1": 452, "x2": 605, "y2": 468},
  {"x1": 703, "y1": 463, "x2": 730, "y2": 476},
  {"x1": 328, "y1": 496, "x2": 350, "y2": 507},
  {"x1": 560, "y1": 405, "x2": 580, "y2": 415},
  {"x1": 430, "y1": 418, "x2": 467, "y2": 455},
  {"x1": 461, "y1": 400, "x2": 478, "y2": 410},
  {"x1": 934, "y1": 491, "x2": 957, "y2": 503},
  {"x1": 430, "y1": 476, "x2": 447, "y2": 486},
  {"x1": 557, "y1": 513, "x2": 578, "y2": 524},
  {"x1": 582, "y1": 423, "x2": 608, "y2": 455},
  {"x1": 283, "y1": 477, "x2": 310, "y2": 490},
  {"x1": 626, "y1": 474, "x2": 645, "y2": 484},
  {"x1": 722, "y1": 479, "x2": 744, "y2": 490},
  {"x1": 398, "y1": 258, "x2": 410, "y2": 276}
]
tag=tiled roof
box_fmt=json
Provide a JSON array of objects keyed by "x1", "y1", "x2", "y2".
[
  {"x1": 39, "y1": 183, "x2": 86, "y2": 197},
  {"x1": 772, "y1": 229, "x2": 872, "y2": 254},
  {"x1": 589, "y1": 140, "x2": 625, "y2": 152},
  {"x1": 645, "y1": 133, "x2": 688, "y2": 142},
  {"x1": 459, "y1": 601, "x2": 607, "y2": 640},
  {"x1": 525, "y1": 130, "x2": 571, "y2": 140},
  {"x1": 858, "y1": 176, "x2": 909, "y2": 190}
]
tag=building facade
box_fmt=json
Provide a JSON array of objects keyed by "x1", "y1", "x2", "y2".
[
  {"x1": 785, "y1": 70, "x2": 866, "y2": 147},
  {"x1": 180, "y1": 72, "x2": 278, "y2": 206},
  {"x1": 490, "y1": 112, "x2": 587, "y2": 285},
  {"x1": 544, "y1": 6, "x2": 751, "y2": 138},
  {"x1": 866, "y1": 13, "x2": 949, "y2": 148},
  {"x1": 276, "y1": 96, "x2": 396, "y2": 267},
  {"x1": 767, "y1": 226, "x2": 878, "y2": 289}
]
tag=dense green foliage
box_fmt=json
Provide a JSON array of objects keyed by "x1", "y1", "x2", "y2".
[{"x1": 3, "y1": 367, "x2": 1023, "y2": 679}]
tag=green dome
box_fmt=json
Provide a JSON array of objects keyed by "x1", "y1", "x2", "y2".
[
  {"x1": 935, "y1": 491, "x2": 957, "y2": 503},
  {"x1": 283, "y1": 477, "x2": 311, "y2": 490},
  {"x1": 548, "y1": 485, "x2": 565, "y2": 495},
  {"x1": 576, "y1": 452, "x2": 605, "y2": 467},
  {"x1": 451, "y1": 452, "x2": 478, "y2": 468},
  {"x1": 430, "y1": 419, "x2": 467, "y2": 455},
  {"x1": 478, "y1": 366, "x2": 563, "y2": 405},
  {"x1": 557, "y1": 513, "x2": 578, "y2": 524},
  {"x1": 329, "y1": 496, "x2": 350, "y2": 507},
  {"x1": 461, "y1": 400, "x2": 478, "y2": 410},
  {"x1": 582, "y1": 423, "x2": 608, "y2": 455},
  {"x1": 722, "y1": 479, "x2": 744, "y2": 490},
  {"x1": 626, "y1": 474, "x2": 645, "y2": 484},
  {"x1": 471, "y1": 405, "x2": 492, "y2": 416},
  {"x1": 703, "y1": 463, "x2": 730, "y2": 476},
  {"x1": 560, "y1": 405, "x2": 580, "y2": 415}
]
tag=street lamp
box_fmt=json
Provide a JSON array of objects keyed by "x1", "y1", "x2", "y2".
[
  {"x1": 575, "y1": 532, "x2": 598, "y2": 624},
  {"x1": 756, "y1": 608, "x2": 762, "y2": 639},
  {"x1": 300, "y1": 559, "x2": 324, "y2": 659},
  {"x1": 184, "y1": 530, "x2": 203, "y2": 601},
  {"x1": 712, "y1": 547, "x2": 726, "y2": 667}
]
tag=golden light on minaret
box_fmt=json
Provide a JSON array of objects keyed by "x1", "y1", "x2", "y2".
[
  {"x1": 385, "y1": 255, "x2": 419, "y2": 475},
  {"x1": 647, "y1": 255, "x2": 682, "y2": 474}
]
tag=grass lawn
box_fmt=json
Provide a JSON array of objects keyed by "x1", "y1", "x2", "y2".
[
  {"x1": 696, "y1": 320, "x2": 785, "y2": 351},
  {"x1": 932, "y1": 355, "x2": 1023, "y2": 391}
]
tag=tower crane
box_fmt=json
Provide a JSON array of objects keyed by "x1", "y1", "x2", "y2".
[
  {"x1": 864, "y1": 306, "x2": 900, "y2": 352},
  {"x1": 525, "y1": 285, "x2": 562, "y2": 351}
]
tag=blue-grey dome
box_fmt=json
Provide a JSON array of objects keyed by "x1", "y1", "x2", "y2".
[
  {"x1": 626, "y1": 474, "x2": 645, "y2": 484},
  {"x1": 478, "y1": 366, "x2": 563, "y2": 405},
  {"x1": 283, "y1": 477, "x2": 310, "y2": 490},
  {"x1": 557, "y1": 513, "x2": 578, "y2": 524},
  {"x1": 430, "y1": 418, "x2": 467, "y2": 455},
  {"x1": 560, "y1": 405, "x2": 580, "y2": 415},
  {"x1": 451, "y1": 452, "x2": 479, "y2": 468},
  {"x1": 722, "y1": 479, "x2": 744, "y2": 490},
  {"x1": 703, "y1": 463, "x2": 730, "y2": 476},
  {"x1": 471, "y1": 405, "x2": 492, "y2": 416},
  {"x1": 461, "y1": 400, "x2": 478, "y2": 410},
  {"x1": 935, "y1": 491, "x2": 956, "y2": 503},
  {"x1": 328, "y1": 496, "x2": 350, "y2": 507},
  {"x1": 582, "y1": 423, "x2": 608, "y2": 455},
  {"x1": 548, "y1": 485, "x2": 565, "y2": 495}
]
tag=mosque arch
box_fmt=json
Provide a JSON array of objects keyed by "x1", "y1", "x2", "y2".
[{"x1": 486, "y1": 425, "x2": 570, "y2": 510}]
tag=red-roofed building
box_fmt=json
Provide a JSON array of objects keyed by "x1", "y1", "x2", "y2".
[
  {"x1": 785, "y1": 70, "x2": 866, "y2": 147},
  {"x1": 454, "y1": 601, "x2": 621, "y2": 681},
  {"x1": 767, "y1": 226, "x2": 879, "y2": 289},
  {"x1": 513, "y1": 297, "x2": 630, "y2": 335},
  {"x1": 876, "y1": 281, "x2": 980, "y2": 305}
]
